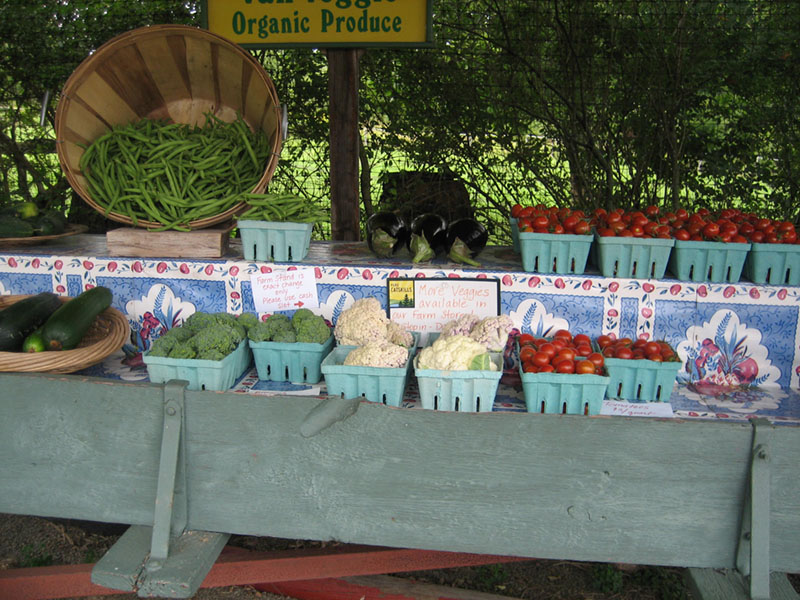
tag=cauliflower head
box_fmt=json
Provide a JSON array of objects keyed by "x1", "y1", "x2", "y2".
[
  {"x1": 469, "y1": 315, "x2": 514, "y2": 352},
  {"x1": 334, "y1": 297, "x2": 389, "y2": 345},
  {"x1": 439, "y1": 314, "x2": 481, "y2": 339},
  {"x1": 386, "y1": 321, "x2": 414, "y2": 348},
  {"x1": 416, "y1": 334, "x2": 497, "y2": 371},
  {"x1": 343, "y1": 340, "x2": 409, "y2": 368}
]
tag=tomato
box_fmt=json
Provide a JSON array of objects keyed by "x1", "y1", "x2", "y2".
[
  {"x1": 646, "y1": 352, "x2": 663, "y2": 362},
  {"x1": 644, "y1": 341, "x2": 661, "y2": 356},
  {"x1": 533, "y1": 215, "x2": 549, "y2": 229},
  {"x1": 539, "y1": 363, "x2": 555, "y2": 373},
  {"x1": 553, "y1": 329, "x2": 572, "y2": 342},
  {"x1": 522, "y1": 361, "x2": 538, "y2": 373},
  {"x1": 538, "y1": 342, "x2": 557, "y2": 359},
  {"x1": 575, "y1": 344, "x2": 593, "y2": 357},
  {"x1": 702, "y1": 222, "x2": 720, "y2": 239},
  {"x1": 573, "y1": 220, "x2": 591, "y2": 235},
  {"x1": 554, "y1": 359, "x2": 576, "y2": 374},
  {"x1": 573, "y1": 333, "x2": 591, "y2": 347},
  {"x1": 519, "y1": 346, "x2": 537, "y2": 363},
  {"x1": 554, "y1": 348, "x2": 577, "y2": 363},
  {"x1": 614, "y1": 346, "x2": 634, "y2": 359},
  {"x1": 526, "y1": 351, "x2": 545, "y2": 368},
  {"x1": 587, "y1": 352, "x2": 605, "y2": 369},
  {"x1": 518, "y1": 333, "x2": 535, "y2": 347},
  {"x1": 575, "y1": 360, "x2": 596, "y2": 374},
  {"x1": 596, "y1": 335, "x2": 613, "y2": 349},
  {"x1": 562, "y1": 214, "x2": 580, "y2": 231},
  {"x1": 673, "y1": 229, "x2": 691, "y2": 242},
  {"x1": 597, "y1": 227, "x2": 616, "y2": 237},
  {"x1": 510, "y1": 204, "x2": 524, "y2": 218}
]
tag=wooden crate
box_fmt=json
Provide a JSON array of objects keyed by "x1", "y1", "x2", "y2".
[{"x1": 106, "y1": 221, "x2": 235, "y2": 258}]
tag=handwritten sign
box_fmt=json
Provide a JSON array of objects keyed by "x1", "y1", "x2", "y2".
[
  {"x1": 251, "y1": 268, "x2": 319, "y2": 313},
  {"x1": 203, "y1": 0, "x2": 433, "y2": 48},
  {"x1": 387, "y1": 278, "x2": 500, "y2": 333},
  {"x1": 600, "y1": 400, "x2": 675, "y2": 418}
]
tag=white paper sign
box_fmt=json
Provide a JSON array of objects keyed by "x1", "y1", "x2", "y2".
[
  {"x1": 251, "y1": 268, "x2": 319, "y2": 313},
  {"x1": 387, "y1": 278, "x2": 500, "y2": 333},
  {"x1": 600, "y1": 400, "x2": 675, "y2": 418}
]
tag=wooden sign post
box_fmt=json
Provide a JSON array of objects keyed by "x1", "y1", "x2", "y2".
[{"x1": 202, "y1": 1, "x2": 433, "y2": 240}]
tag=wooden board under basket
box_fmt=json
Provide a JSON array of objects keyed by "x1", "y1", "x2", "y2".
[{"x1": 106, "y1": 222, "x2": 235, "y2": 258}]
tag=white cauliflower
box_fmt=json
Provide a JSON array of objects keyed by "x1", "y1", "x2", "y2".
[
  {"x1": 469, "y1": 315, "x2": 515, "y2": 352},
  {"x1": 334, "y1": 297, "x2": 413, "y2": 348},
  {"x1": 343, "y1": 340, "x2": 409, "y2": 368},
  {"x1": 387, "y1": 321, "x2": 414, "y2": 348},
  {"x1": 439, "y1": 314, "x2": 481, "y2": 339},
  {"x1": 416, "y1": 334, "x2": 497, "y2": 371}
]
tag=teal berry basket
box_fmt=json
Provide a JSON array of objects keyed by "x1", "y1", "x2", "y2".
[
  {"x1": 143, "y1": 339, "x2": 252, "y2": 391},
  {"x1": 518, "y1": 231, "x2": 592, "y2": 275},
  {"x1": 519, "y1": 367, "x2": 610, "y2": 416},
  {"x1": 668, "y1": 239, "x2": 750, "y2": 283},
  {"x1": 414, "y1": 353, "x2": 503, "y2": 413},
  {"x1": 593, "y1": 233, "x2": 674, "y2": 279},
  {"x1": 510, "y1": 217, "x2": 521, "y2": 253},
  {"x1": 249, "y1": 335, "x2": 334, "y2": 384},
  {"x1": 238, "y1": 220, "x2": 313, "y2": 262},
  {"x1": 603, "y1": 357, "x2": 681, "y2": 403},
  {"x1": 742, "y1": 242, "x2": 800, "y2": 285},
  {"x1": 321, "y1": 346, "x2": 414, "y2": 407}
]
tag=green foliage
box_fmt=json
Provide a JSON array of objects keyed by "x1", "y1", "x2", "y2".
[
  {"x1": 3, "y1": 0, "x2": 800, "y2": 242},
  {"x1": 19, "y1": 543, "x2": 53, "y2": 568},
  {"x1": 592, "y1": 563, "x2": 625, "y2": 594}
]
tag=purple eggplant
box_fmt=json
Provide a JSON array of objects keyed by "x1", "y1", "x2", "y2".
[
  {"x1": 366, "y1": 211, "x2": 409, "y2": 258},
  {"x1": 446, "y1": 218, "x2": 488, "y2": 267},
  {"x1": 409, "y1": 213, "x2": 448, "y2": 263}
]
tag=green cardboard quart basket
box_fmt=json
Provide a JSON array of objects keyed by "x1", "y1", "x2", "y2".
[
  {"x1": 414, "y1": 353, "x2": 503, "y2": 413},
  {"x1": 593, "y1": 233, "x2": 674, "y2": 279},
  {"x1": 743, "y1": 242, "x2": 800, "y2": 285},
  {"x1": 518, "y1": 231, "x2": 592, "y2": 275},
  {"x1": 510, "y1": 217, "x2": 521, "y2": 253},
  {"x1": 238, "y1": 220, "x2": 312, "y2": 262},
  {"x1": 519, "y1": 368, "x2": 610, "y2": 415},
  {"x1": 321, "y1": 346, "x2": 414, "y2": 407},
  {"x1": 143, "y1": 339, "x2": 252, "y2": 391},
  {"x1": 668, "y1": 240, "x2": 750, "y2": 283},
  {"x1": 603, "y1": 357, "x2": 681, "y2": 403},
  {"x1": 249, "y1": 335, "x2": 333, "y2": 384}
]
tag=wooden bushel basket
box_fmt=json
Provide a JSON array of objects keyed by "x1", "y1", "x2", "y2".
[{"x1": 54, "y1": 24, "x2": 282, "y2": 230}]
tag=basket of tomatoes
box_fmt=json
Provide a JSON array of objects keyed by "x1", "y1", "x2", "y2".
[
  {"x1": 594, "y1": 335, "x2": 681, "y2": 403},
  {"x1": 591, "y1": 207, "x2": 674, "y2": 279},
  {"x1": 511, "y1": 204, "x2": 593, "y2": 275},
  {"x1": 517, "y1": 330, "x2": 610, "y2": 415},
  {"x1": 735, "y1": 212, "x2": 800, "y2": 285}
]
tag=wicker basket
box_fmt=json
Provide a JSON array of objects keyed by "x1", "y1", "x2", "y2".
[
  {"x1": 0, "y1": 295, "x2": 130, "y2": 374},
  {"x1": 55, "y1": 24, "x2": 282, "y2": 230}
]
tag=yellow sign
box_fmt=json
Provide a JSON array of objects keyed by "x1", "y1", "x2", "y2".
[{"x1": 202, "y1": 0, "x2": 433, "y2": 48}]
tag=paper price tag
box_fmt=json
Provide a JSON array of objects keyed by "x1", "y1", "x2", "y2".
[
  {"x1": 251, "y1": 268, "x2": 319, "y2": 313},
  {"x1": 600, "y1": 400, "x2": 674, "y2": 418}
]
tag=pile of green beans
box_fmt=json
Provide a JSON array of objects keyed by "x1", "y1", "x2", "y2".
[
  {"x1": 237, "y1": 192, "x2": 328, "y2": 223},
  {"x1": 79, "y1": 113, "x2": 271, "y2": 231}
]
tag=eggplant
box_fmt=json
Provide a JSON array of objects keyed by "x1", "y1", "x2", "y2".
[
  {"x1": 446, "y1": 218, "x2": 488, "y2": 267},
  {"x1": 366, "y1": 211, "x2": 409, "y2": 258},
  {"x1": 409, "y1": 213, "x2": 448, "y2": 263}
]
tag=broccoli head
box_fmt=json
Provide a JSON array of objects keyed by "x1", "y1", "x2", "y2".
[
  {"x1": 147, "y1": 333, "x2": 179, "y2": 357},
  {"x1": 292, "y1": 308, "x2": 316, "y2": 326},
  {"x1": 191, "y1": 324, "x2": 239, "y2": 359},
  {"x1": 295, "y1": 314, "x2": 332, "y2": 344},
  {"x1": 181, "y1": 311, "x2": 220, "y2": 333},
  {"x1": 248, "y1": 313, "x2": 293, "y2": 342},
  {"x1": 272, "y1": 328, "x2": 297, "y2": 343},
  {"x1": 236, "y1": 312, "x2": 259, "y2": 332},
  {"x1": 167, "y1": 343, "x2": 197, "y2": 359}
]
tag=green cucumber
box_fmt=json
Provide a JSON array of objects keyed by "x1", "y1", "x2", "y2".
[
  {"x1": 22, "y1": 329, "x2": 46, "y2": 353},
  {"x1": 39, "y1": 286, "x2": 114, "y2": 350},
  {"x1": 0, "y1": 292, "x2": 63, "y2": 351}
]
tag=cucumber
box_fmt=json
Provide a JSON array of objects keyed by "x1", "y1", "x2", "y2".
[
  {"x1": 0, "y1": 292, "x2": 63, "y2": 351},
  {"x1": 39, "y1": 286, "x2": 114, "y2": 350},
  {"x1": 22, "y1": 329, "x2": 46, "y2": 353}
]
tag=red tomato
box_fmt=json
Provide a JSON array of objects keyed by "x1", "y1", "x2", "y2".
[
  {"x1": 573, "y1": 333, "x2": 591, "y2": 347},
  {"x1": 596, "y1": 335, "x2": 613, "y2": 349},
  {"x1": 554, "y1": 359, "x2": 576, "y2": 374},
  {"x1": 510, "y1": 204, "x2": 524, "y2": 218},
  {"x1": 538, "y1": 342, "x2": 557, "y2": 359},
  {"x1": 539, "y1": 363, "x2": 555, "y2": 373},
  {"x1": 573, "y1": 220, "x2": 591, "y2": 235},
  {"x1": 702, "y1": 222, "x2": 720, "y2": 239},
  {"x1": 575, "y1": 360, "x2": 597, "y2": 374},
  {"x1": 532, "y1": 351, "x2": 552, "y2": 368},
  {"x1": 575, "y1": 344, "x2": 593, "y2": 357},
  {"x1": 646, "y1": 352, "x2": 663, "y2": 362},
  {"x1": 522, "y1": 361, "x2": 538, "y2": 373},
  {"x1": 553, "y1": 329, "x2": 573, "y2": 342},
  {"x1": 614, "y1": 346, "x2": 634, "y2": 360},
  {"x1": 554, "y1": 348, "x2": 577, "y2": 364},
  {"x1": 519, "y1": 346, "x2": 537, "y2": 364},
  {"x1": 587, "y1": 352, "x2": 605, "y2": 369},
  {"x1": 518, "y1": 333, "x2": 535, "y2": 346},
  {"x1": 644, "y1": 342, "x2": 661, "y2": 356}
]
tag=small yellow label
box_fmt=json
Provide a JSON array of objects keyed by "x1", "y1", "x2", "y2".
[
  {"x1": 388, "y1": 279, "x2": 415, "y2": 308},
  {"x1": 206, "y1": 0, "x2": 431, "y2": 47}
]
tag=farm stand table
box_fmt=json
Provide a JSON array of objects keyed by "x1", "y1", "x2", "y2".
[{"x1": 0, "y1": 234, "x2": 799, "y2": 600}]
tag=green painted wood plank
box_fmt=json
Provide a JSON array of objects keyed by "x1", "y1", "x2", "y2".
[
  {"x1": 1, "y1": 374, "x2": 799, "y2": 575},
  {"x1": 91, "y1": 524, "x2": 151, "y2": 592},
  {"x1": 686, "y1": 568, "x2": 800, "y2": 600}
]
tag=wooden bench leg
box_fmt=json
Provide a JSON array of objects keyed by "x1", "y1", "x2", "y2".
[{"x1": 686, "y1": 568, "x2": 799, "y2": 600}]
